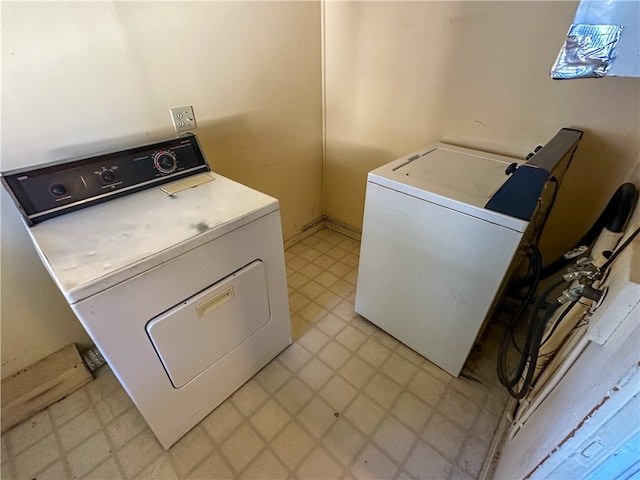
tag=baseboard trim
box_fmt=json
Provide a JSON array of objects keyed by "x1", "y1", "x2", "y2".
[
  {"x1": 287, "y1": 215, "x2": 362, "y2": 248},
  {"x1": 283, "y1": 221, "x2": 326, "y2": 249},
  {"x1": 480, "y1": 397, "x2": 518, "y2": 479},
  {"x1": 325, "y1": 217, "x2": 361, "y2": 241}
]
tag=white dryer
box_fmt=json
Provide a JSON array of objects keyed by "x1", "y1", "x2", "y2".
[
  {"x1": 355, "y1": 129, "x2": 583, "y2": 377},
  {"x1": 2, "y1": 134, "x2": 291, "y2": 448}
]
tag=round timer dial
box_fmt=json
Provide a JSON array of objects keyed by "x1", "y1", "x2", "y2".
[
  {"x1": 153, "y1": 151, "x2": 177, "y2": 174},
  {"x1": 99, "y1": 169, "x2": 117, "y2": 185}
]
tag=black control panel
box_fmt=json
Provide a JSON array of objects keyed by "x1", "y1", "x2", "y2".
[
  {"x1": 485, "y1": 128, "x2": 583, "y2": 221},
  {"x1": 1, "y1": 133, "x2": 210, "y2": 224}
]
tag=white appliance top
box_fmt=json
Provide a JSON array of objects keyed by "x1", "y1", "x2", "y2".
[
  {"x1": 26, "y1": 172, "x2": 279, "y2": 303},
  {"x1": 368, "y1": 143, "x2": 529, "y2": 232}
]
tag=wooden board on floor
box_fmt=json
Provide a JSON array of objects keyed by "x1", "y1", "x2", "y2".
[{"x1": 1, "y1": 344, "x2": 93, "y2": 432}]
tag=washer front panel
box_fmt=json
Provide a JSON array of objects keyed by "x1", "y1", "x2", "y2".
[{"x1": 355, "y1": 181, "x2": 524, "y2": 376}]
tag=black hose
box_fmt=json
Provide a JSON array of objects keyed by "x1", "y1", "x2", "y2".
[
  {"x1": 540, "y1": 183, "x2": 638, "y2": 278},
  {"x1": 509, "y1": 247, "x2": 543, "y2": 353},
  {"x1": 602, "y1": 183, "x2": 638, "y2": 234},
  {"x1": 497, "y1": 276, "x2": 568, "y2": 392},
  {"x1": 511, "y1": 300, "x2": 564, "y2": 399},
  {"x1": 601, "y1": 225, "x2": 640, "y2": 271},
  {"x1": 501, "y1": 298, "x2": 565, "y2": 399},
  {"x1": 497, "y1": 183, "x2": 637, "y2": 399},
  {"x1": 541, "y1": 300, "x2": 578, "y2": 347}
]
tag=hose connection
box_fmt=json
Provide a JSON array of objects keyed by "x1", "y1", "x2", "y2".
[{"x1": 557, "y1": 283, "x2": 605, "y2": 304}]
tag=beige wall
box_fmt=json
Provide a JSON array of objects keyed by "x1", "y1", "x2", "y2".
[
  {"x1": 324, "y1": 1, "x2": 640, "y2": 263},
  {"x1": 1, "y1": 1, "x2": 322, "y2": 377},
  {"x1": 2, "y1": 1, "x2": 639, "y2": 378}
]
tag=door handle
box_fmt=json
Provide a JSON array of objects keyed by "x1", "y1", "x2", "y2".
[{"x1": 196, "y1": 286, "x2": 234, "y2": 317}]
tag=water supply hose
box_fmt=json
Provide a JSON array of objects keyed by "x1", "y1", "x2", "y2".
[{"x1": 497, "y1": 182, "x2": 638, "y2": 399}]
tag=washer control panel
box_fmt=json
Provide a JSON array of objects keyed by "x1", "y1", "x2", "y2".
[{"x1": 1, "y1": 133, "x2": 210, "y2": 224}]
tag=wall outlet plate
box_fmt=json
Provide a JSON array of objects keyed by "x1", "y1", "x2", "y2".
[{"x1": 169, "y1": 106, "x2": 196, "y2": 133}]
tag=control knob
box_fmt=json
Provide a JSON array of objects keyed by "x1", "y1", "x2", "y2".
[
  {"x1": 505, "y1": 162, "x2": 519, "y2": 176},
  {"x1": 49, "y1": 183, "x2": 67, "y2": 197},
  {"x1": 153, "y1": 151, "x2": 177, "y2": 174},
  {"x1": 99, "y1": 169, "x2": 117, "y2": 185}
]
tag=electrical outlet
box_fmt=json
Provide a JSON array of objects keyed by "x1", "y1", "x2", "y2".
[{"x1": 169, "y1": 106, "x2": 196, "y2": 133}]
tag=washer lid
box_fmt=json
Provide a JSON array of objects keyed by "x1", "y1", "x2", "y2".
[
  {"x1": 393, "y1": 147, "x2": 512, "y2": 202},
  {"x1": 367, "y1": 143, "x2": 529, "y2": 232}
]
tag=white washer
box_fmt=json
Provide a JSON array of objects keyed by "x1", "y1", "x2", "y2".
[
  {"x1": 2, "y1": 135, "x2": 291, "y2": 449},
  {"x1": 355, "y1": 130, "x2": 582, "y2": 377}
]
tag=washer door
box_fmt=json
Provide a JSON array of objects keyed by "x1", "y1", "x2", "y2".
[{"x1": 146, "y1": 260, "x2": 271, "y2": 388}]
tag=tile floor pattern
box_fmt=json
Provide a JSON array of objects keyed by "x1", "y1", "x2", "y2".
[{"x1": 1, "y1": 228, "x2": 510, "y2": 480}]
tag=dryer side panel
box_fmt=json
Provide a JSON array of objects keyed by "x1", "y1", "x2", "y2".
[{"x1": 355, "y1": 182, "x2": 523, "y2": 376}]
